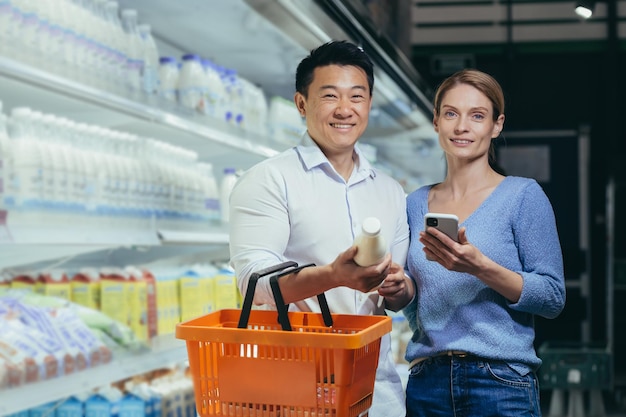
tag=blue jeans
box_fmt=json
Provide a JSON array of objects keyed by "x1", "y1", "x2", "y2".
[{"x1": 405, "y1": 355, "x2": 541, "y2": 417}]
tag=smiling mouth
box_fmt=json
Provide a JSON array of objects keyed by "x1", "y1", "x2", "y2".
[
  {"x1": 451, "y1": 138, "x2": 472, "y2": 144},
  {"x1": 330, "y1": 123, "x2": 354, "y2": 128}
]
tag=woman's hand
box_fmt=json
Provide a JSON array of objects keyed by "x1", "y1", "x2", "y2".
[
  {"x1": 378, "y1": 263, "x2": 414, "y2": 311},
  {"x1": 420, "y1": 226, "x2": 484, "y2": 275},
  {"x1": 420, "y1": 226, "x2": 523, "y2": 302}
]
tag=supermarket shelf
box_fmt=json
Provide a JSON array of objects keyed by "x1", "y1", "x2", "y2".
[
  {"x1": 158, "y1": 229, "x2": 230, "y2": 245},
  {"x1": 0, "y1": 56, "x2": 282, "y2": 162},
  {"x1": 0, "y1": 215, "x2": 231, "y2": 270},
  {"x1": 0, "y1": 334, "x2": 187, "y2": 416}
]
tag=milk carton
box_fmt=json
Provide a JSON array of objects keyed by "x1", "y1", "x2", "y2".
[{"x1": 70, "y1": 268, "x2": 101, "y2": 310}]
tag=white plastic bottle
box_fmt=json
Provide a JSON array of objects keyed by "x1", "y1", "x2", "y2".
[
  {"x1": 137, "y1": 23, "x2": 160, "y2": 98},
  {"x1": 219, "y1": 167, "x2": 237, "y2": 223},
  {"x1": 196, "y1": 162, "x2": 220, "y2": 222},
  {"x1": 0, "y1": 100, "x2": 11, "y2": 210},
  {"x1": 119, "y1": 9, "x2": 144, "y2": 99},
  {"x1": 158, "y1": 56, "x2": 179, "y2": 104},
  {"x1": 177, "y1": 53, "x2": 205, "y2": 112},
  {"x1": 201, "y1": 58, "x2": 227, "y2": 120},
  {"x1": 353, "y1": 217, "x2": 388, "y2": 267}
]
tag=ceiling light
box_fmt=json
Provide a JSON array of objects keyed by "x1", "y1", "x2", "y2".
[{"x1": 575, "y1": 0, "x2": 595, "y2": 19}]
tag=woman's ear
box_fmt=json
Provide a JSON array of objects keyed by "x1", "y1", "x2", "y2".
[{"x1": 492, "y1": 114, "x2": 505, "y2": 138}]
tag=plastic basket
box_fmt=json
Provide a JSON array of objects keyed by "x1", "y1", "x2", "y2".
[{"x1": 176, "y1": 262, "x2": 392, "y2": 417}]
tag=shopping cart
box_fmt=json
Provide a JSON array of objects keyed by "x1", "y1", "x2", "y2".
[{"x1": 176, "y1": 261, "x2": 392, "y2": 417}]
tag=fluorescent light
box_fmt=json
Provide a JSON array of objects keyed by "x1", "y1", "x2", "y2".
[{"x1": 575, "y1": 1, "x2": 595, "y2": 19}]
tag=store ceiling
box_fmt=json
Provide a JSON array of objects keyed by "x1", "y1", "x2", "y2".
[{"x1": 409, "y1": 0, "x2": 626, "y2": 49}]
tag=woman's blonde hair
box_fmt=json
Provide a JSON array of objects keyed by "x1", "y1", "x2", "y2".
[
  {"x1": 433, "y1": 69, "x2": 506, "y2": 173},
  {"x1": 433, "y1": 69, "x2": 505, "y2": 121}
]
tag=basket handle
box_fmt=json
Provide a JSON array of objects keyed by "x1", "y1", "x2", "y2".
[
  {"x1": 269, "y1": 264, "x2": 334, "y2": 331},
  {"x1": 237, "y1": 261, "x2": 297, "y2": 328}
]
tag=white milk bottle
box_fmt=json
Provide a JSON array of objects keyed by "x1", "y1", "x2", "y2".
[
  {"x1": 219, "y1": 168, "x2": 237, "y2": 223},
  {"x1": 353, "y1": 217, "x2": 388, "y2": 267},
  {"x1": 158, "y1": 56, "x2": 179, "y2": 105},
  {"x1": 177, "y1": 54, "x2": 205, "y2": 113},
  {"x1": 137, "y1": 23, "x2": 160, "y2": 99},
  {"x1": 201, "y1": 58, "x2": 227, "y2": 120},
  {"x1": 119, "y1": 9, "x2": 144, "y2": 99},
  {"x1": 196, "y1": 162, "x2": 220, "y2": 222}
]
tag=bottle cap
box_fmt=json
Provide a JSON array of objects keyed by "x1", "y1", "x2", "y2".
[{"x1": 362, "y1": 217, "x2": 381, "y2": 236}]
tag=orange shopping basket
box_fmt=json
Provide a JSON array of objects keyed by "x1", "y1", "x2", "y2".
[{"x1": 176, "y1": 261, "x2": 392, "y2": 417}]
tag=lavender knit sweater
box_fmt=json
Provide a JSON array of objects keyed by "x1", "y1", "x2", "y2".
[{"x1": 403, "y1": 176, "x2": 566, "y2": 373}]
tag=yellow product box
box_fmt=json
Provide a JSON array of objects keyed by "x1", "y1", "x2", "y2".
[
  {"x1": 36, "y1": 271, "x2": 71, "y2": 301},
  {"x1": 200, "y1": 275, "x2": 216, "y2": 315},
  {"x1": 10, "y1": 274, "x2": 37, "y2": 291},
  {"x1": 213, "y1": 270, "x2": 240, "y2": 310},
  {"x1": 70, "y1": 270, "x2": 101, "y2": 310},
  {"x1": 178, "y1": 274, "x2": 204, "y2": 322},
  {"x1": 99, "y1": 271, "x2": 129, "y2": 327},
  {"x1": 156, "y1": 276, "x2": 179, "y2": 335},
  {"x1": 0, "y1": 283, "x2": 8, "y2": 295},
  {"x1": 128, "y1": 277, "x2": 148, "y2": 341},
  {"x1": 169, "y1": 277, "x2": 181, "y2": 330},
  {"x1": 155, "y1": 278, "x2": 169, "y2": 336}
]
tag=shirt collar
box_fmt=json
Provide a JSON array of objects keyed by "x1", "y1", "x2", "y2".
[{"x1": 295, "y1": 131, "x2": 376, "y2": 179}]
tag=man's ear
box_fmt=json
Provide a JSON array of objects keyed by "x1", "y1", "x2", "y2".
[{"x1": 294, "y1": 92, "x2": 306, "y2": 117}]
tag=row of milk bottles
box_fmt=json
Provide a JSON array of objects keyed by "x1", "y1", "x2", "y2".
[
  {"x1": 0, "y1": 0, "x2": 159, "y2": 99},
  {"x1": 0, "y1": 101, "x2": 234, "y2": 227},
  {"x1": 0, "y1": 0, "x2": 279, "y2": 137},
  {"x1": 160, "y1": 54, "x2": 269, "y2": 136}
]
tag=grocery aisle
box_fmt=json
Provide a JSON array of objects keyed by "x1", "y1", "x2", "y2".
[{"x1": 0, "y1": 1, "x2": 442, "y2": 416}]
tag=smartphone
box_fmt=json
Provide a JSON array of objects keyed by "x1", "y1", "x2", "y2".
[
  {"x1": 424, "y1": 213, "x2": 459, "y2": 261},
  {"x1": 424, "y1": 213, "x2": 459, "y2": 241}
]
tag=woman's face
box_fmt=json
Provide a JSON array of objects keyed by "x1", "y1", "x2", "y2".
[
  {"x1": 433, "y1": 83, "x2": 504, "y2": 164},
  {"x1": 294, "y1": 64, "x2": 372, "y2": 156}
]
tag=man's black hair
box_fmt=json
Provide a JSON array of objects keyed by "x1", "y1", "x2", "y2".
[{"x1": 295, "y1": 40, "x2": 374, "y2": 98}]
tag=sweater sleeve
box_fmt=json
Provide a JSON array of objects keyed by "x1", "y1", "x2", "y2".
[{"x1": 508, "y1": 181, "x2": 566, "y2": 319}]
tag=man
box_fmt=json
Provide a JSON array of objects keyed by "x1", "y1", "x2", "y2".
[{"x1": 229, "y1": 40, "x2": 413, "y2": 416}]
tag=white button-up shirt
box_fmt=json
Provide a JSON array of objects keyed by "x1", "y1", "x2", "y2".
[{"x1": 229, "y1": 133, "x2": 409, "y2": 416}]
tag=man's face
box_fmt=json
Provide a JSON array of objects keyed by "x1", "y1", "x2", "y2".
[{"x1": 294, "y1": 64, "x2": 372, "y2": 156}]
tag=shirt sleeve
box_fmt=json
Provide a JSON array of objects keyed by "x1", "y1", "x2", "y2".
[
  {"x1": 228, "y1": 162, "x2": 290, "y2": 306},
  {"x1": 508, "y1": 181, "x2": 566, "y2": 319}
]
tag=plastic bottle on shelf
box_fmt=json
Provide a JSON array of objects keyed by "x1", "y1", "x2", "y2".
[
  {"x1": 220, "y1": 167, "x2": 237, "y2": 223},
  {"x1": 158, "y1": 56, "x2": 179, "y2": 105},
  {"x1": 137, "y1": 23, "x2": 160, "y2": 98},
  {"x1": 103, "y1": 0, "x2": 129, "y2": 94},
  {"x1": 353, "y1": 217, "x2": 388, "y2": 267},
  {"x1": 0, "y1": 100, "x2": 12, "y2": 209},
  {"x1": 268, "y1": 96, "x2": 306, "y2": 145},
  {"x1": 222, "y1": 69, "x2": 244, "y2": 127},
  {"x1": 196, "y1": 162, "x2": 220, "y2": 222},
  {"x1": 8, "y1": 107, "x2": 45, "y2": 212},
  {"x1": 119, "y1": 8, "x2": 144, "y2": 99},
  {"x1": 177, "y1": 53, "x2": 206, "y2": 113},
  {"x1": 201, "y1": 58, "x2": 227, "y2": 120}
]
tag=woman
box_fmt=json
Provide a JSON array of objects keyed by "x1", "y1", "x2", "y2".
[{"x1": 403, "y1": 69, "x2": 566, "y2": 416}]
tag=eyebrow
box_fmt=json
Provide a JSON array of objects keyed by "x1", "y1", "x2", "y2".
[
  {"x1": 318, "y1": 85, "x2": 368, "y2": 92},
  {"x1": 442, "y1": 104, "x2": 490, "y2": 113}
]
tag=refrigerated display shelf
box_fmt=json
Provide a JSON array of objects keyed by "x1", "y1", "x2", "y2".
[
  {"x1": 0, "y1": 238, "x2": 229, "y2": 272},
  {"x1": 0, "y1": 334, "x2": 187, "y2": 416},
  {"x1": 0, "y1": 56, "x2": 283, "y2": 161}
]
